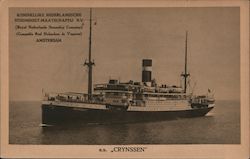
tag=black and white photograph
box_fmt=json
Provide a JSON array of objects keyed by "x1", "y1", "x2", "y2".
[{"x1": 1, "y1": 0, "x2": 249, "y2": 158}]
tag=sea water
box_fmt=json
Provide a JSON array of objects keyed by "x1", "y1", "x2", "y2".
[{"x1": 9, "y1": 100, "x2": 240, "y2": 144}]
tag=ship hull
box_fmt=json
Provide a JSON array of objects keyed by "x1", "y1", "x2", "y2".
[{"x1": 41, "y1": 104, "x2": 214, "y2": 125}]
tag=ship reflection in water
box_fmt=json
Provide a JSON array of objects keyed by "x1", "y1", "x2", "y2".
[
  {"x1": 9, "y1": 100, "x2": 240, "y2": 144},
  {"x1": 40, "y1": 116, "x2": 215, "y2": 144}
]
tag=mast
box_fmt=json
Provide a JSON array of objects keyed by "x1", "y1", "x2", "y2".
[
  {"x1": 84, "y1": 8, "x2": 95, "y2": 101},
  {"x1": 181, "y1": 31, "x2": 190, "y2": 93}
]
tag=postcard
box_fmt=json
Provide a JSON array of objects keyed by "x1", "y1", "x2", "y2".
[{"x1": 1, "y1": 0, "x2": 249, "y2": 158}]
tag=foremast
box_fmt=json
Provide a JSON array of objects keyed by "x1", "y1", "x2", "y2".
[
  {"x1": 181, "y1": 31, "x2": 190, "y2": 93},
  {"x1": 84, "y1": 8, "x2": 95, "y2": 101}
]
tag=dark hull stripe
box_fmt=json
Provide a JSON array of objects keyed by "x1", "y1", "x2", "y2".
[{"x1": 41, "y1": 104, "x2": 214, "y2": 125}]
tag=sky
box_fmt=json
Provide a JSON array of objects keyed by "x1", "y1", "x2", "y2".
[{"x1": 9, "y1": 7, "x2": 240, "y2": 101}]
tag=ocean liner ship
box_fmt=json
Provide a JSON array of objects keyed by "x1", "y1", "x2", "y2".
[{"x1": 41, "y1": 9, "x2": 215, "y2": 125}]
